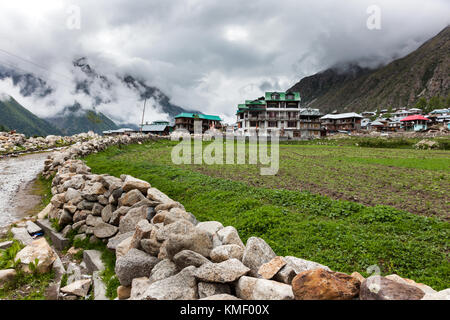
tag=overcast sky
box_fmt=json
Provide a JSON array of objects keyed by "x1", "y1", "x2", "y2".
[{"x1": 0, "y1": 0, "x2": 449, "y2": 124}]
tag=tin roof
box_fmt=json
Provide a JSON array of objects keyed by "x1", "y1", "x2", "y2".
[{"x1": 175, "y1": 113, "x2": 222, "y2": 121}]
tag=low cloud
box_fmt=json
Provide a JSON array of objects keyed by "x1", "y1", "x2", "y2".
[{"x1": 0, "y1": 0, "x2": 448, "y2": 125}]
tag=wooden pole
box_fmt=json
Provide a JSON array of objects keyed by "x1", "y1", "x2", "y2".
[{"x1": 140, "y1": 98, "x2": 147, "y2": 132}]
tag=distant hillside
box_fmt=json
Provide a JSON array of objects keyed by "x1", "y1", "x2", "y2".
[
  {"x1": 288, "y1": 26, "x2": 450, "y2": 113},
  {"x1": 45, "y1": 103, "x2": 119, "y2": 136},
  {"x1": 0, "y1": 95, "x2": 63, "y2": 136}
]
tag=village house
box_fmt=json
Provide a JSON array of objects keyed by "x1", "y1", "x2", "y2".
[
  {"x1": 320, "y1": 112, "x2": 363, "y2": 133},
  {"x1": 236, "y1": 92, "x2": 322, "y2": 139},
  {"x1": 141, "y1": 121, "x2": 172, "y2": 136},
  {"x1": 400, "y1": 115, "x2": 430, "y2": 131},
  {"x1": 174, "y1": 113, "x2": 222, "y2": 133}
]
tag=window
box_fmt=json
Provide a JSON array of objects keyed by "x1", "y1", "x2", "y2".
[
  {"x1": 271, "y1": 93, "x2": 280, "y2": 100},
  {"x1": 288, "y1": 121, "x2": 297, "y2": 128},
  {"x1": 286, "y1": 93, "x2": 294, "y2": 100},
  {"x1": 268, "y1": 121, "x2": 277, "y2": 128},
  {"x1": 250, "y1": 121, "x2": 257, "y2": 127}
]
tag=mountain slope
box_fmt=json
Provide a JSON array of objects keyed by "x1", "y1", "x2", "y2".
[
  {"x1": 45, "y1": 103, "x2": 119, "y2": 136},
  {"x1": 0, "y1": 95, "x2": 63, "y2": 136},
  {"x1": 288, "y1": 26, "x2": 450, "y2": 113}
]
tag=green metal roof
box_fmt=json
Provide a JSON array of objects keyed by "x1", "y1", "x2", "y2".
[
  {"x1": 265, "y1": 91, "x2": 300, "y2": 101},
  {"x1": 245, "y1": 100, "x2": 266, "y2": 105},
  {"x1": 174, "y1": 113, "x2": 222, "y2": 121}
]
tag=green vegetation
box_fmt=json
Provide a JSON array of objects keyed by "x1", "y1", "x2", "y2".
[
  {"x1": 69, "y1": 235, "x2": 118, "y2": 300},
  {"x1": 0, "y1": 95, "x2": 63, "y2": 137},
  {"x1": 84, "y1": 140, "x2": 449, "y2": 290},
  {"x1": 0, "y1": 239, "x2": 55, "y2": 300},
  {"x1": 414, "y1": 94, "x2": 450, "y2": 114}
]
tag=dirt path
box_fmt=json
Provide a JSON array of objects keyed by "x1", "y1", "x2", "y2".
[{"x1": 0, "y1": 152, "x2": 49, "y2": 227}]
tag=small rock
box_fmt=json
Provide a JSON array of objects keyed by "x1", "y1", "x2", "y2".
[
  {"x1": 196, "y1": 221, "x2": 224, "y2": 236},
  {"x1": 148, "y1": 259, "x2": 178, "y2": 283},
  {"x1": 129, "y1": 277, "x2": 151, "y2": 300},
  {"x1": 236, "y1": 276, "x2": 294, "y2": 300},
  {"x1": 292, "y1": 268, "x2": 360, "y2": 300},
  {"x1": 117, "y1": 285, "x2": 132, "y2": 300},
  {"x1": 217, "y1": 226, "x2": 244, "y2": 248},
  {"x1": 200, "y1": 294, "x2": 241, "y2": 300},
  {"x1": 0, "y1": 240, "x2": 13, "y2": 250},
  {"x1": 173, "y1": 250, "x2": 210, "y2": 269},
  {"x1": 195, "y1": 258, "x2": 250, "y2": 283},
  {"x1": 258, "y1": 256, "x2": 286, "y2": 280},
  {"x1": 122, "y1": 175, "x2": 150, "y2": 194},
  {"x1": 115, "y1": 248, "x2": 160, "y2": 286},
  {"x1": 26, "y1": 220, "x2": 42, "y2": 235},
  {"x1": 119, "y1": 206, "x2": 149, "y2": 234},
  {"x1": 14, "y1": 238, "x2": 56, "y2": 273},
  {"x1": 0, "y1": 269, "x2": 17, "y2": 285},
  {"x1": 140, "y1": 266, "x2": 197, "y2": 300},
  {"x1": 242, "y1": 237, "x2": 276, "y2": 277},
  {"x1": 210, "y1": 244, "x2": 244, "y2": 263},
  {"x1": 165, "y1": 229, "x2": 213, "y2": 259},
  {"x1": 60, "y1": 279, "x2": 92, "y2": 297},
  {"x1": 93, "y1": 222, "x2": 118, "y2": 239},
  {"x1": 198, "y1": 282, "x2": 231, "y2": 299},
  {"x1": 360, "y1": 276, "x2": 425, "y2": 300},
  {"x1": 11, "y1": 227, "x2": 33, "y2": 245}
]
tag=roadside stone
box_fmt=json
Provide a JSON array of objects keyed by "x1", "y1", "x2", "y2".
[
  {"x1": 119, "y1": 189, "x2": 145, "y2": 207},
  {"x1": 86, "y1": 215, "x2": 103, "y2": 227},
  {"x1": 236, "y1": 276, "x2": 294, "y2": 300},
  {"x1": 166, "y1": 228, "x2": 213, "y2": 259},
  {"x1": 37, "y1": 203, "x2": 52, "y2": 219},
  {"x1": 129, "y1": 219, "x2": 153, "y2": 249},
  {"x1": 360, "y1": 276, "x2": 425, "y2": 300},
  {"x1": 217, "y1": 226, "x2": 244, "y2": 248},
  {"x1": 92, "y1": 271, "x2": 108, "y2": 300},
  {"x1": 140, "y1": 266, "x2": 197, "y2": 300},
  {"x1": 11, "y1": 227, "x2": 33, "y2": 245},
  {"x1": 198, "y1": 282, "x2": 231, "y2": 299},
  {"x1": 148, "y1": 259, "x2": 178, "y2": 283},
  {"x1": 0, "y1": 240, "x2": 13, "y2": 249},
  {"x1": 107, "y1": 231, "x2": 134, "y2": 251},
  {"x1": 422, "y1": 288, "x2": 450, "y2": 300},
  {"x1": 116, "y1": 236, "x2": 133, "y2": 259},
  {"x1": 58, "y1": 210, "x2": 73, "y2": 226},
  {"x1": 122, "y1": 175, "x2": 150, "y2": 194},
  {"x1": 92, "y1": 203, "x2": 104, "y2": 216},
  {"x1": 386, "y1": 274, "x2": 436, "y2": 295},
  {"x1": 196, "y1": 221, "x2": 224, "y2": 236},
  {"x1": 73, "y1": 210, "x2": 88, "y2": 223},
  {"x1": 83, "y1": 250, "x2": 105, "y2": 273},
  {"x1": 195, "y1": 259, "x2": 250, "y2": 283},
  {"x1": 93, "y1": 222, "x2": 118, "y2": 239},
  {"x1": 65, "y1": 188, "x2": 82, "y2": 203},
  {"x1": 155, "y1": 219, "x2": 195, "y2": 242},
  {"x1": 63, "y1": 204, "x2": 77, "y2": 214},
  {"x1": 242, "y1": 237, "x2": 276, "y2": 277},
  {"x1": 72, "y1": 220, "x2": 85, "y2": 231},
  {"x1": 115, "y1": 248, "x2": 160, "y2": 286},
  {"x1": 126, "y1": 277, "x2": 150, "y2": 300},
  {"x1": 173, "y1": 250, "x2": 211, "y2": 269},
  {"x1": 292, "y1": 268, "x2": 360, "y2": 300},
  {"x1": 146, "y1": 187, "x2": 171, "y2": 203},
  {"x1": 101, "y1": 204, "x2": 116, "y2": 223},
  {"x1": 258, "y1": 256, "x2": 286, "y2": 280},
  {"x1": 274, "y1": 256, "x2": 331, "y2": 284},
  {"x1": 109, "y1": 206, "x2": 131, "y2": 225},
  {"x1": 26, "y1": 220, "x2": 42, "y2": 235},
  {"x1": 210, "y1": 244, "x2": 244, "y2": 263},
  {"x1": 140, "y1": 238, "x2": 162, "y2": 256},
  {"x1": 117, "y1": 285, "x2": 132, "y2": 300},
  {"x1": 14, "y1": 237, "x2": 56, "y2": 273},
  {"x1": 61, "y1": 225, "x2": 72, "y2": 238},
  {"x1": 60, "y1": 279, "x2": 92, "y2": 297},
  {"x1": 154, "y1": 201, "x2": 184, "y2": 212},
  {"x1": 0, "y1": 269, "x2": 16, "y2": 285},
  {"x1": 119, "y1": 206, "x2": 149, "y2": 234}
]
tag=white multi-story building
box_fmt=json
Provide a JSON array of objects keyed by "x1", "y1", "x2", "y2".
[{"x1": 236, "y1": 92, "x2": 322, "y2": 139}]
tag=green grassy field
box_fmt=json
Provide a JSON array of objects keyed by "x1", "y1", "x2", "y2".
[{"x1": 84, "y1": 140, "x2": 450, "y2": 290}]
